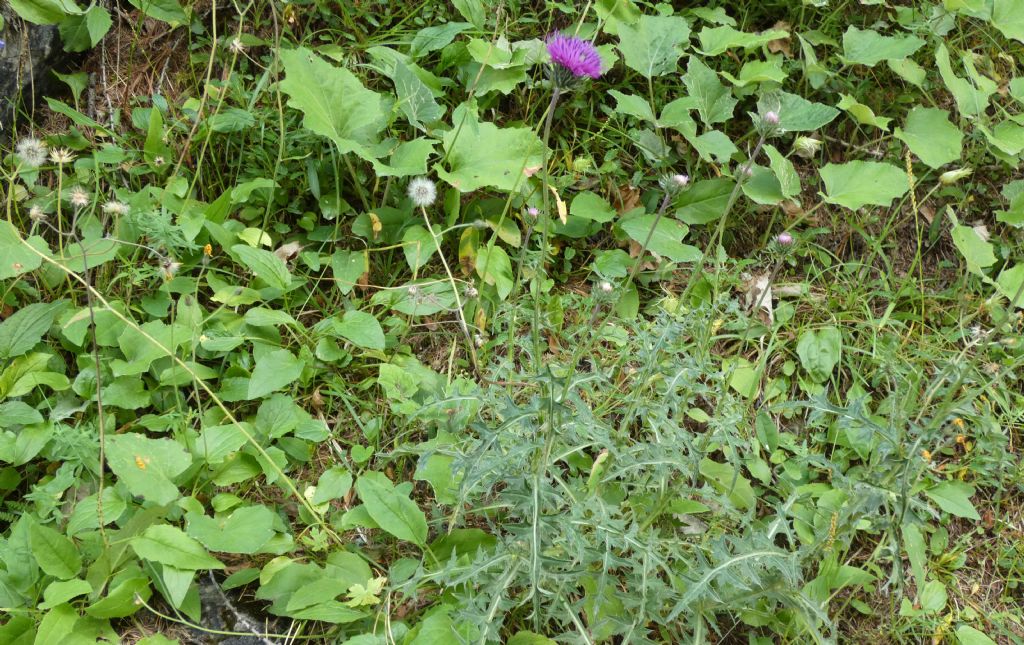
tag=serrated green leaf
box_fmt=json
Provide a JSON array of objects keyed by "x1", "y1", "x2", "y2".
[
  {"x1": 435, "y1": 103, "x2": 544, "y2": 192},
  {"x1": 617, "y1": 14, "x2": 690, "y2": 78},
  {"x1": 841, "y1": 26, "x2": 924, "y2": 67},
  {"x1": 619, "y1": 214, "x2": 699, "y2": 263},
  {"x1": 684, "y1": 56, "x2": 737, "y2": 126}
]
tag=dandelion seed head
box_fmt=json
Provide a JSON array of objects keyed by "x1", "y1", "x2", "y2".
[
  {"x1": 465, "y1": 285, "x2": 479, "y2": 298},
  {"x1": 29, "y1": 205, "x2": 47, "y2": 222},
  {"x1": 407, "y1": 177, "x2": 437, "y2": 207},
  {"x1": 230, "y1": 37, "x2": 245, "y2": 54},
  {"x1": 546, "y1": 33, "x2": 602, "y2": 80},
  {"x1": 16, "y1": 137, "x2": 48, "y2": 168}
]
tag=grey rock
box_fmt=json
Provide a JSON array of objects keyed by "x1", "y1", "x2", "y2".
[{"x1": 0, "y1": 13, "x2": 65, "y2": 137}]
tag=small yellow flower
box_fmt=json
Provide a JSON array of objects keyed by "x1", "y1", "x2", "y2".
[
  {"x1": 921, "y1": 449, "x2": 932, "y2": 462},
  {"x1": 956, "y1": 434, "x2": 966, "y2": 445},
  {"x1": 203, "y1": 243, "x2": 213, "y2": 256}
]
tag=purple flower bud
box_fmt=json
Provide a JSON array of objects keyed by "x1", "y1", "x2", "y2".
[
  {"x1": 777, "y1": 232, "x2": 793, "y2": 246},
  {"x1": 546, "y1": 33, "x2": 603, "y2": 79},
  {"x1": 527, "y1": 206, "x2": 539, "y2": 218},
  {"x1": 764, "y1": 111, "x2": 780, "y2": 125}
]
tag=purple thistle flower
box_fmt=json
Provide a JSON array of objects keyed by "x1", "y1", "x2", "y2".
[{"x1": 546, "y1": 33, "x2": 602, "y2": 80}]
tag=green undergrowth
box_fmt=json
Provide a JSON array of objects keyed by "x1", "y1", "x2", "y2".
[{"x1": 1, "y1": 0, "x2": 1024, "y2": 643}]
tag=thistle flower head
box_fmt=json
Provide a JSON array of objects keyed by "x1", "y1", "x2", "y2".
[
  {"x1": 69, "y1": 186, "x2": 90, "y2": 208},
  {"x1": 49, "y1": 148, "x2": 75, "y2": 165},
  {"x1": 407, "y1": 177, "x2": 437, "y2": 207},
  {"x1": 546, "y1": 33, "x2": 602, "y2": 80},
  {"x1": 102, "y1": 201, "x2": 130, "y2": 216},
  {"x1": 764, "y1": 111, "x2": 780, "y2": 125},
  {"x1": 527, "y1": 206, "x2": 539, "y2": 218},
  {"x1": 599, "y1": 280, "x2": 614, "y2": 294},
  {"x1": 776, "y1": 232, "x2": 793, "y2": 246},
  {"x1": 16, "y1": 137, "x2": 48, "y2": 168}
]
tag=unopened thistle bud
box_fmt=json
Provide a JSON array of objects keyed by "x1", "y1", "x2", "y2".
[
  {"x1": 776, "y1": 232, "x2": 793, "y2": 246},
  {"x1": 764, "y1": 111, "x2": 780, "y2": 125},
  {"x1": 599, "y1": 280, "x2": 613, "y2": 294},
  {"x1": 939, "y1": 167, "x2": 972, "y2": 185},
  {"x1": 793, "y1": 136, "x2": 822, "y2": 159}
]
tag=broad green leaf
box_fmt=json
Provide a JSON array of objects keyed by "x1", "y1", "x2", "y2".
[
  {"x1": 106, "y1": 433, "x2": 192, "y2": 505},
  {"x1": 956, "y1": 625, "x2": 998, "y2": 645},
  {"x1": 334, "y1": 310, "x2": 385, "y2": 351},
  {"x1": 195, "y1": 424, "x2": 248, "y2": 464},
  {"x1": 410, "y1": 22, "x2": 473, "y2": 57},
  {"x1": 331, "y1": 249, "x2": 368, "y2": 295},
  {"x1": 475, "y1": 245, "x2": 514, "y2": 299},
  {"x1": 902, "y1": 523, "x2": 927, "y2": 601},
  {"x1": 762, "y1": 91, "x2": 838, "y2": 132},
  {"x1": 837, "y1": 94, "x2": 891, "y2": 131},
  {"x1": 796, "y1": 327, "x2": 842, "y2": 382},
  {"x1": 765, "y1": 145, "x2": 800, "y2": 198},
  {"x1": 186, "y1": 506, "x2": 277, "y2": 554},
  {"x1": 992, "y1": 0, "x2": 1024, "y2": 43},
  {"x1": 570, "y1": 191, "x2": 617, "y2": 223},
  {"x1": 126, "y1": 0, "x2": 187, "y2": 25},
  {"x1": 819, "y1": 161, "x2": 909, "y2": 210},
  {"x1": 508, "y1": 631, "x2": 558, "y2": 645},
  {"x1": 41, "y1": 578, "x2": 92, "y2": 610},
  {"x1": 374, "y1": 138, "x2": 436, "y2": 178},
  {"x1": 84, "y1": 576, "x2": 151, "y2": 618},
  {"x1": 312, "y1": 466, "x2": 353, "y2": 504},
  {"x1": 356, "y1": 471, "x2": 428, "y2": 546},
  {"x1": 29, "y1": 523, "x2": 82, "y2": 580},
  {"x1": 925, "y1": 481, "x2": 980, "y2": 520},
  {"x1": 935, "y1": 44, "x2": 996, "y2": 117},
  {"x1": 248, "y1": 348, "x2": 304, "y2": 399},
  {"x1": 0, "y1": 220, "x2": 49, "y2": 280},
  {"x1": 619, "y1": 214, "x2": 700, "y2": 263},
  {"x1": 996, "y1": 190, "x2": 1024, "y2": 227},
  {"x1": 608, "y1": 90, "x2": 656, "y2": 123},
  {"x1": 435, "y1": 103, "x2": 544, "y2": 192},
  {"x1": 951, "y1": 225, "x2": 996, "y2": 276},
  {"x1": 895, "y1": 108, "x2": 963, "y2": 169},
  {"x1": 699, "y1": 458, "x2": 755, "y2": 510},
  {"x1": 888, "y1": 58, "x2": 927, "y2": 87},
  {"x1": 279, "y1": 47, "x2": 390, "y2": 160},
  {"x1": 741, "y1": 166, "x2": 785, "y2": 205},
  {"x1": 697, "y1": 25, "x2": 788, "y2": 56},
  {"x1": 132, "y1": 525, "x2": 226, "y2": 569},
  {"x1": 0, "y1": 301, "x2": 66, "y2": 360},
  {"x1": 617, "y1": 14, "x2": 690, "y2": 77},
  {"x1": 57, "y1": 5, "x2": 112, "y2": 52},
  {"x1": 675, "y1": 178, "x2": 733, "y2": 224},
  {"x1": 402, "y1": 224, "x2": 437, "y2": 272},
  {"x1": 393, "y1": 60, "x2": 444, "y2": 129},
  {"x1": 231, "y1": 245, "x2": 292, "y2": 290},
  {"x1": 719, "y1": 58, "x2": 788, "y2": 87},
  {"x1": 841, "y1": 26, "x2": 924, "y2": 67},
  {"x1": 996, "y1": 264, "x2": 1024, "y2": 307},
  {"x1": 684, "y1": 56, "x2": 737, "y2": 126},
  {"x1": 34, "y1": 603, "x2": 78, "y2": 644},
  {"x1": 8, "y1": 0, "x2": 81, "y2": 24},
  {"x1": 114, "y1": 320, "x2": 188, "y2": 376}
]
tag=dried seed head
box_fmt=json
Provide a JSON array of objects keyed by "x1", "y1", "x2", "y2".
[
  {"x1": 407, "y1": 177, "x2": 437, "y2": 207},
  {"x1": 793, "y1": 136, "x2": 822, "y2": 159},
  {"x1": 102, "y1": 201, "x2": 130, "y2": 216},
  {"x1": 69, "y1": 186, "x2": 90, "y2": 208},
  {"x1": 599, "y1": 280, "x2": 614, "y2": 294},
  {"x1": 16, "y1": 137, "x2": 48, "y2": 168},
  {"x1": 28, "y1": 205, "x2": 47, "y2": 222}
]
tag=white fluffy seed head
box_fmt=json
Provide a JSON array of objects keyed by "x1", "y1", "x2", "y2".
[
  {"x1": 69, "y1": 186, "x2": 89, "y2": 208},
  {"x1": 102, "y1": 201, "x2": 129, "y2": 216},
  {"x1": 407, "y1": 177, "x2": 437, "y2": 207},
  {"x1": 29, "y1": 205, "x2": 47, "y2": 222},
  {"x1": 599, "y1": 281, "x2": 614, "y2": 294},
  {"x1": 16, "y1": 137, "x2": 48, "y2": 168}
]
